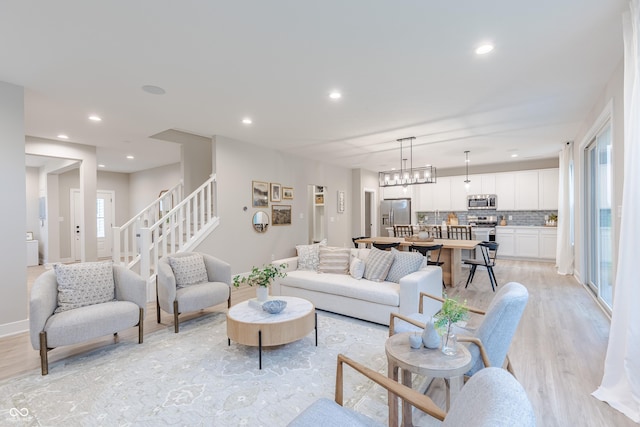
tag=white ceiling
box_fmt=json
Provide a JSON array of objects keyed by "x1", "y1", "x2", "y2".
[{"x1": 2, "y1": 1, "x2": 627, "y2": 174}]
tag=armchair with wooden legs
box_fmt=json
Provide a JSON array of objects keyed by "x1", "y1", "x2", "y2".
[
  {"x1": 288, "y1": 354, "x2": 535, "y2": 427},
  {"x1": 389, "y1": 282, "x2": 529, "y2": 377}
]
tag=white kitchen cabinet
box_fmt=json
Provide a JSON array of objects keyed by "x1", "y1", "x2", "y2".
[
  {"x1": 415, "y1": 183, "x2": 435, "y2": 211},
  {"x1": 515, "y1": 171, "x2": 539, "y2": 210},
  {"x1": 481, "y1": 174, "x2": 496, "y2": 194},
  {"x1": 539, "y1": 228, "x2": 558, "y2": 259},
  {"x1": 495, "y1": 228, "x2": 515, "y2": 257},
  {"x1": 451, "y1": 176, "x2": 469, "y2": 211},
  {"x1": 538, "y1": 168, "x2": 559, "y2": 210},
  {"x1": 495, "y1": 172, "x2": 516, "y2": 210},
  {"x1": 433, "y1": 176, "x2": 452, "y2": 211},
  {"x1": 382, "y1": 185, "x2": 414, "y2": 200},
  {"x1": 515, "y1": 229, "x2": 539, "y2": 258}
]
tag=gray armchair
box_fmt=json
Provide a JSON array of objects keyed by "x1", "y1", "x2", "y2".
[
  {"x1": 30, "y1": 264, "x2": 146, "y2": 375},
  {"x1": 156, "y1": 252, "x2": 231, "y2": 333},
  {"x1": 390, "y1": 282, "x2": 529, "y2": 377},
  {"x1": 288, "y1": 354, "x2": 535, "y2": 426}
]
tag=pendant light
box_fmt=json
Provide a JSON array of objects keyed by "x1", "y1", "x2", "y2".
[
  {"x1": 464, "y1": 151, "x2": 471, "y2": 191},
  {"x1": 378, "y1": 137, "x2": 437, "y2": 187}
]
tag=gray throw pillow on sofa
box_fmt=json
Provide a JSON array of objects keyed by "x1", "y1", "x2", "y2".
[
  {"x1": 363, "y1": 247, "x2": 395, "y2": 282},
  {"x1": 168, "y1": 253, "x2": 209, "y2": 288},
  {"x1": 54, "y1": 261, "x2": 115, "y2": 313},
  {"x1": 318, "y1": 246, "x2": 351, "y2": 274},
  {"x1": 386, "y1": 248, "x2": 424, "y2": 283}
]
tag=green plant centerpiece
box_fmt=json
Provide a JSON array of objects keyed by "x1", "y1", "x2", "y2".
[
  {"x1": 232, "y1": 263, "x2": 287, "y2": 288},
  {"x1": 434, "y1": 295, "x2": 469, "y2": 356}
]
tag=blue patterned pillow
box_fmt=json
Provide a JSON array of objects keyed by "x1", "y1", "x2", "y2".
[
  {"x1": 54, "y1": 261, "x2": 115, "y2": 313},
  {"x1": 386, "y1": 248, "x2": 425, "y2": 283},
  {"x1": 168, "y1": 254, "x2": 209, "y2": 288}
]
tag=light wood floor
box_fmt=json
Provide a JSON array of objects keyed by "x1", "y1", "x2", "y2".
[{"x1": 1, "y1": 261, "x2": 633, "y2": 426}]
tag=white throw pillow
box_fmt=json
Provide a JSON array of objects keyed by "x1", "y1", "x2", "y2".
[
  {"x1": 386, "y1": 248, "x2": 425, "y2": 283},
  {"x1": 296, "y1": 239, "x2": 327, "y2": 271},
  {"x1": 168, "y1": 253, "x2": 209, "y2": 288},
  {"x1": 318, "y1": 246, "x2": 351, "y2": 274},
  {"x1": 350, "y1": 258, "x2": 365, "y2": 279},
  {"x1": 363, "y1": 247, "x2": 395, "y2": 282},
  {"x1": 54, "y1": 261, "x2": 115, "y2": 313}
]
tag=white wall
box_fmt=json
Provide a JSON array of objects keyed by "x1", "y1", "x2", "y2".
[
  {"x1": 58, "y1": 169, "x2": 79, "y2": 260},
  {"x1": 196, "y1": 136, "x2": 352, "y2": 274},
  {"x1": 128, "y1": 163, "x2": 180, "y2": 217},
  {"x1": 97, "y1": 170, "x2": 130, "y2": 227},
  {"x1": 26, "y1": 167, "x2": 41, "y2": 244},
  {"x1": 351, "y1": 168, "x2": 380, "y2": 238},
  {"x1": 0, "y1": 81, "x2": 27, "y2": 335},
  {"x1": 572, "y1": 59, "x2": 624, "y2": 286}
]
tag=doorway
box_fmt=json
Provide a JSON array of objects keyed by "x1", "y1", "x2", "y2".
[
  {"x1": 364, "y1": 188, "x2": 376, "y2": 237},
  {"x1": 585, "y1": 122, "x2": 613, "y2": 311},
  {"x1": 71, "y1": 189, "x2": 114, "y2": 260}
]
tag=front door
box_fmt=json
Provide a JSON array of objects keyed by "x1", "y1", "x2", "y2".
[{"x1": 71, "y1": 189, "x2": 114, "y2": 260}]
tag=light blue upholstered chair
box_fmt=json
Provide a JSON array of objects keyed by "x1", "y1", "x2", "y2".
[
  {"x1": 389, "y1": 282, "x2": 529, "y2": 377},
  {"x1": 156, "y1": 252, "x2": 231, "y2": 333},
  {"x1": 287, "y1": 354, "x2": 535, "y2": 427}
]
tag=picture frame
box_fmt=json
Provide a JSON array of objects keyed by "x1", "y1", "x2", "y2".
[
  {"x1": 252, "y1": 181, "x2": 269, "y2": 207},
  {"x1": 337, "y1": 190, "x2": 345, "y2": 213},
  {"x1": 283, "y1": 187, "x2": 294, "y2": 200},
  {"x1": 270, "y1": 183, "x2": 282, "y2": 202},
  {"x1": 272, "y1": 205, "x2": 292, "y2": 226},
  {"x1": 26, "y1": 231, "x2": 34, "y2": 241}
]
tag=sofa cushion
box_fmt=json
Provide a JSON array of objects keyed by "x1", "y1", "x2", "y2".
[
  {"x1": 54, "y1": 261, "x2": 115, "y2": 313},
  {"x1": 279, "y1": 270, "x2": 400, "y2": 307},
  {"x1": 168, "y1": 253, "x2": 209, "y2": 288},
  {"x1": 386, "y1": 248, "x2": 425, "y2": 283},
  {"x1": 318, "y1": 247, "x2": 350, "y2": 274},
  {"x1": 350, "y1": 258, "x2": 365, "y2": 279},
  {"x1": 363, "y1": 248, "x2": 395, "y2": 282},
  {"x1": 296, "y1": 239, "x2": 327, "y2": 271}
]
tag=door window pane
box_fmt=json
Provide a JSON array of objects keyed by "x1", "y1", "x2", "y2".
[{"x1": 97, "y1": 198, "x2": 105, "y2": 238}]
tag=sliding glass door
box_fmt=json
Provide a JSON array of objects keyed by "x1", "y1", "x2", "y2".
[{"x1": 585, "y1": 123, "x2": 613, "y2": 310}]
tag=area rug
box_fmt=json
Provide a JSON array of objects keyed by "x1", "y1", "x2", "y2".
[{"x1": 0, "y1": 311, "x2": 393, "y2": 426}]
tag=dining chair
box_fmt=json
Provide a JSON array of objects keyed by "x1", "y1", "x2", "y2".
[
  {"x1": 372, "y1": 241, "x2": 401, "y2": 251},
  {"x1": 463, "y1": 241, "x2": 499, "y2": 291},
  {"x1": 447, "y1": 225, "x2": 471, "y2": 240},
  {"x1": 427, "y1": 225, "x2": 442, "y2": 239},
  {"x1": 351, "y1": 236, "x2": 369, "y2": 248},
  {"x1": 393, "y1": 225, "x2": 413, "y2": 237}
]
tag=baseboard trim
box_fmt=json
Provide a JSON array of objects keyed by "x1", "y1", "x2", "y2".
[{"x1": 0, "y1": 318, "x2": 29, "y2": 338}]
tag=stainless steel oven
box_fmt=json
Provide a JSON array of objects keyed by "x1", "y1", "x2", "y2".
[
  {"x1": 467, "y1": 194, "x2": 497, "y2": 210},
  {"x1": 468, "y1": 215, "x2": 497, "y2": 242}
]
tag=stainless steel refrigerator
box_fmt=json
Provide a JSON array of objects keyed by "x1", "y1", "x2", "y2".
[{"x1": 380, "y1": 198, "x2": 411, "y2": 237}]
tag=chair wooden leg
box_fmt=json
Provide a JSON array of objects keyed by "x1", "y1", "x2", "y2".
[
  {"x1": 138, "y1": 308, "x2": 144, "y2": 343},
  {"x1": 39, "y1": 332, "x2": 49, "y2": 376},
  {"x1": 173, "y1": 300, "x2": 179, "y2": 333}
]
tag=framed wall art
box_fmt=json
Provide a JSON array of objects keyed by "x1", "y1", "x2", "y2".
[
  {"x1": 283, "y1": 187, "x2": 294, "y2": 200},
  {"x1": 272, "y1": 205, "x2": 292, "y2": 225},
  {"x1": 252, "y1": 181, "x2": 269, "y2": 207},
  {"x1": 337, "y1": 190, "x2": 345, "y2": 213},
  {"x1": 270, "y1": 183, "x2": 282, "y2": 202}
]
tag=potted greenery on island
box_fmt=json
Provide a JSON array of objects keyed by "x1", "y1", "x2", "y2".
[{"x1": 232, "y1": 263, "x2": 287, "y2": 302}]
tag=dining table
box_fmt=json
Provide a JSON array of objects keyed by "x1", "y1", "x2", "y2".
[{"x1": 354, "y1": 236, "x2": 481, "y2": 287}]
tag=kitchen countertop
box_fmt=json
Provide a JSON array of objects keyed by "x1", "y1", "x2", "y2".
[{"x1": 496, "y1": 225, "x2": 557, "y2": 229}]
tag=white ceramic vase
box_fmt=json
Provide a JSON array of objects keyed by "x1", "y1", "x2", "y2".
[{"x1": 256, "y1": 286, "x2": 269, "y2": 302}]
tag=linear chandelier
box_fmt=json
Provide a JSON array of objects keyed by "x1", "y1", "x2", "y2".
[{"x1": 378, "y1": 137, "x2": 437, "y2": 187}]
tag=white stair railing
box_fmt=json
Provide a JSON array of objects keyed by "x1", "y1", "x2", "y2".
[
  {"x1": 112, "y1": 181, "x2": 183, "y2": 270},
  {"x1": 114, "y1": 175, "x2": 219, "y2": 299}
]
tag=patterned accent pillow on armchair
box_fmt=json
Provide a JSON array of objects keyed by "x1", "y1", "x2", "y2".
[
  {"x1": 168, "y1": 253, "x2": 209, "y2": 288},
  {"x1": 54, "y1": 261, "x2": 116, "y2": 313}
]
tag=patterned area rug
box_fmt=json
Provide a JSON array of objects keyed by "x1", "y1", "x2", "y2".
[{"x1": 0, "y1": 311, "x2": 393, "y2": 426}]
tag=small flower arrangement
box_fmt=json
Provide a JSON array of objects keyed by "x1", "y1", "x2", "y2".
[
  {"x1": 434, "y1": 295, "x2": 470, "y2": 350},
  {"x1": 232, "y1": 263, "x2": 287, "y2": 288}
]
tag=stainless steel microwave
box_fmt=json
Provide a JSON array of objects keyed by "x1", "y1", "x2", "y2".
[{"x1": 467, "y1": 194, "x2": 497, "y2": 210}]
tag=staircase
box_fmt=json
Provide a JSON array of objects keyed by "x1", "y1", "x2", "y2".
[{"x1": 112, "y1": 175, "x2": 219, "y2": 300}]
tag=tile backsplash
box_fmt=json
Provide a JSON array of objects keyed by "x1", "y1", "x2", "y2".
[{"x1": 416, "y1": 210, "x2": 558, "y2": 227}]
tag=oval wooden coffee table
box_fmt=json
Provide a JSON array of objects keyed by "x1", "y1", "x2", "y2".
[{"x1": 227, "y1": 296, "x2": 317, "y2": 369}]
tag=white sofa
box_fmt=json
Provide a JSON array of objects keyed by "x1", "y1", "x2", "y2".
[{"x1": 271, "y1": 250, "x2": 443, "y2": 326}]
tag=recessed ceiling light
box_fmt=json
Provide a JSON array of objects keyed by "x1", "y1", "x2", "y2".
[
  {"x1": 57, "y1": 134, "x2": 69, "y2": 139},
  {"x1": 126, "y1": 155, "x2": 134, "y2": 160},
  {"x1": 475, "y1": 44, "x2": 494, "y2": 55},
  {"x1": 98, "y1": 164, "x2": 105, "y2": 168},
  {"x1": 88, "y1": 115, "x2": 102, "y2": 122},
  {"x1": 511, "y1": 153, "x2": 519, "y2": 158},
  {"x1": 329, "y1": 91, "x2": 342, "y2": 100},
  {"x1": 242, "y1": 118, "x2": 252, "y2": 125},
  {"x1": 141, "y1": 85, "x2": 166, "y2": 95}
]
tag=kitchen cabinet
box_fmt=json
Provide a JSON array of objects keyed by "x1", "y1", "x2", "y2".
[
  {"x1": 382, "y1": 185, "x2": 414, "y2": 200},
  {"x1": 515, "y1": 171, "x2": 539, "y2": 210},
  {"x1": 433, "y1": 176, "x2": 452, "y2": 211},
  {"x1": 415, "y1": 183, "x2": 435, "y2": 212},
  {"x1": 495, "y1": 172, "x2": 516, "y2": 210},
  {"x1": 539, "y1": 228, "x2": 558, "y2": 259},
  {"x1": 515, "y1": 229, "x2": 539, "y2": 258},
  {"x1": 450, "y1": 176, "x2": 469, "y2": 211},
  {"x1": 538, "y1": 168, "x2": 559, "y2": 210},
  {"x1": 495, "y1": 228, "x2": 515, "y2": 256},
  {"x1": 480, "y1": 174, "x2": 496, "y2": 194}
]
